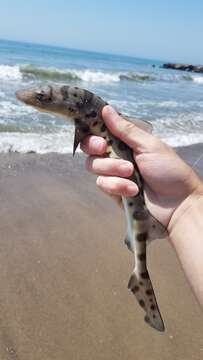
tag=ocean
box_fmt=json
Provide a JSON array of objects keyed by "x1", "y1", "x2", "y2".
[{"x1": 0, "y1": 38, "x2": 203, "y2": 154}]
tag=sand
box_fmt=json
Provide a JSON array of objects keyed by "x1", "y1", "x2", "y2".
[{"x1": 0, "y1": 147, "x2": 202, "y2": 360}]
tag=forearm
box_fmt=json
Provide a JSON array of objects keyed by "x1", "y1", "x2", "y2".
[{"x1": 168, "y1": 192, "x2": 203, "y2": 307}]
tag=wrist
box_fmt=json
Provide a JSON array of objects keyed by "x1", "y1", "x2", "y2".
[
  {"x1": 168, "y1": 180, "x2": 203, "y2": 240},
  {"x1": 167, "y1": 180, "x2": 203, "y2": 306}
]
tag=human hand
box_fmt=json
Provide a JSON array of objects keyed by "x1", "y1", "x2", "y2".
[{"x1": 81, "y1": 106, "x2": 202, "y2": 229}]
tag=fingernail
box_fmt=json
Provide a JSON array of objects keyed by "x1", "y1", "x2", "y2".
[{"x1": 127, "y1": 183, "x2": 138, "y2": 195}]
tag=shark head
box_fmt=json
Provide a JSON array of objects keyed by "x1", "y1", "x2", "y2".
[
  {"x1": 16, "y1": 85, "x2": 87, "y2": 119},
  {"x1": 16, "y1": 84, "x2": 106, "y2": 155}
]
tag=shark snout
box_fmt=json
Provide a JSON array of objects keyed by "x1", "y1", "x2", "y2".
[
  {"x1": 16, "y1": 88, "x2": 38, "y2": 106},
  {"x1": 16, "y1": 89, "x2": 29, "y2": 103}
]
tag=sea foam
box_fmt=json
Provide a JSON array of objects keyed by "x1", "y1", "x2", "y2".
[{"x1": 0, "y1": 65, "x2": 22, "y2": 81}]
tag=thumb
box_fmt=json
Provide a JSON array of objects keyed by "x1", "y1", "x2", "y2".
[{"x1": 102, "y1": 105, "x2": 162, "y2": 154}]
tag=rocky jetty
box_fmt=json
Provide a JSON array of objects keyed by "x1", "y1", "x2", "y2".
[{"x1": 162, "y1": 63, "x2": 203, "y2": 73}]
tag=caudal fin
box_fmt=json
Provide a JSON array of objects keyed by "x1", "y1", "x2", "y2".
[{"x1": 128, "y1": 270, "x2": 165, "y2": 332}]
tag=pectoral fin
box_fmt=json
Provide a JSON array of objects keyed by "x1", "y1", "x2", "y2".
[
  {"x1": 73, "y1": 125, "x2": 86, "y2": 156},
  {"x1": 124, "y1": 234, "x2": 134, "y2": 253}
]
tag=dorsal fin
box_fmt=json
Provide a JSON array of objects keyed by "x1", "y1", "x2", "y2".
[{"x1": 123, "y1": 116, "x2": 153, "y2": 133}]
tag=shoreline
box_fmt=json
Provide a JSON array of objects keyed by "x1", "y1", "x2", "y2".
[
  {"x1": 0, "y1": 140, "x2": 203, "y2": 171},
  {"x1": 0, "y1": 146, "x2": 202, "y2": 359}
]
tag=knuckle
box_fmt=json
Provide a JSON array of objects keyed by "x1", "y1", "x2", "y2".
[
  {"x1": 125, "y1": 120, "x2": 135, "y2": 131},
  {"x1": 122, "y1": 121, "x2": 136, "y2": 137},
  {"x1": 92, "y1": 158, "x2": 108, "y2": 174},
  {"x1": 96, "y1": 175, "x2": 132, "y2": 197},
  {"x1": 123, "y1": 183, "x2": 131, "y2": 195},
  {"x1": 111, "y1": 177, "x2": 120, "y2": 188},
  {"x1": 112, "y1": 177, "x2": 125, "y2": 193}
]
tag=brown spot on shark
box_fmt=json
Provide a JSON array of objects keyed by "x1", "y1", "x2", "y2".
[
  {"x1": 100, "y1": 124, "x2": 106, "y2": 132},
  {"x1": 141, "y1": 271, "x2": 149, "y2": 279},
  {"x1": 138, "y1": 253, "x2": 146, "y2": 261},
  {"x1": 118, "y1": 140, "x2": 128, "y2": 151},
  {"x1": 137, "y1": 233, "x2": 148, "y2": 242},
  {"x1": 139, "y1": 300, "x2": 145, "y2": 308},
  {"x1": 132, "y1": 285, "x2": 139, "y2": 294}
]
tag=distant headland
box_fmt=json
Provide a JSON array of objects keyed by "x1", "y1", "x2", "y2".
[{"x1": 162, "y1": 63, "x2": 203, "y2": 73}]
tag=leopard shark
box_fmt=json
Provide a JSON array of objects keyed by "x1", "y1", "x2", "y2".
[{"x1": 16, "y1": 85, "x2": 166, "y2": 332}]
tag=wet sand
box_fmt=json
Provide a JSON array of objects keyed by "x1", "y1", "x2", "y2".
[{"x1": 0, "y1": 147, "x2": 202, "y2": 360}]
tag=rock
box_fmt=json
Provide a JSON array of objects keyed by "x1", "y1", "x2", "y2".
[{"x1": 162, "y1": 63, "x2": 203, "y2": 73}]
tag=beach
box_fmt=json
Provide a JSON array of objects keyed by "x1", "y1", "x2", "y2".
[
  {"x1": 0, "y1": 146, "x2": 202, "y2": 360},
  {"x1": 0, "y1": 38, "x2": 203, "y2": 359}
]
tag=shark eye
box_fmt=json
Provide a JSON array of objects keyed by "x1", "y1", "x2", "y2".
[
  {"x1": 36, "y1": 92, "x2": 44, "y2": 101},
  {"x1": 36, "y1": 88, "x2": 52, "y2": 102}
]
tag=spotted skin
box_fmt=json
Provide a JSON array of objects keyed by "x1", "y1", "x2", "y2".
[{"x1": 16, "y1": 85, "x2": 165, "y2": 332}]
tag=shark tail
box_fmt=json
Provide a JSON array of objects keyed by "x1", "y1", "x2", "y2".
[{"x1": 128, "y1": 270, "x2": 165, "y2": 332}]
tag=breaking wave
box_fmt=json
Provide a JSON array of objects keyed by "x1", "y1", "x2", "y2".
[
  {"x1": 193, "y1": 76, "x2": 203, "y2": 84},
  {"x1": 0, "y1": 65, "x2": 22, "y2": 81},
  {"x1": 0, "y1": 64, "x2": 203, "y2": 84},
  {"x1": 18, "y1": 65, "x2": 203, "y2": 84},
  {"x1": 20, "y1": 65, "x2": 120, "y2": 83},
  {"x1": 120, "y1": 72, "x2": 155, "y2": 81},
  {"x1": 0, "y1": 129, "x2": 203, "y2": 154}
]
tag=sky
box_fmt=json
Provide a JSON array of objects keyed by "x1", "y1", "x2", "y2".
[{"x1": 0, "y1": 0, "x2": 203, "y2": 63}]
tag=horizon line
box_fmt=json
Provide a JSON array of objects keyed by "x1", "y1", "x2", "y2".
[{"x1": 0, "y1": 37, "x2": 171, "y2": 64}]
